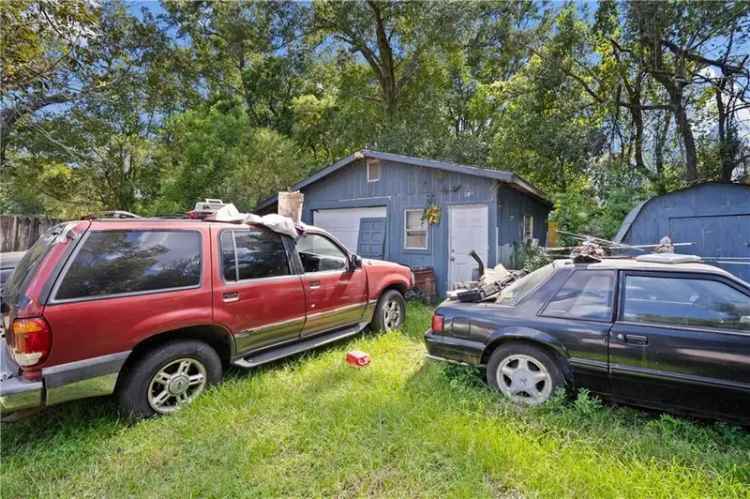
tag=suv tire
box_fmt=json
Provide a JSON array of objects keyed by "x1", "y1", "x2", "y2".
[
  {"x1": 371, "y1": 289, "x2": 406, "y2": 331},
  {"x1": 117, "y1": 339, "x2": 222, "y2": 419},
  {"x1": 486, "y1": 343, "x2": 564, "y2": 406}
]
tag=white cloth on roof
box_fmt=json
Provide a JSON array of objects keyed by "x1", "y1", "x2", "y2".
[{"x1": 205, "y1": 204, "x2": 299, "y2": 238}]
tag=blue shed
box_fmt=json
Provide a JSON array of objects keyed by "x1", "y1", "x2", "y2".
[
  {"x1": 614, "y1": 182, "x2": 750, "y2": 282},
  {"x1": 256, "y1": 150, "x2": 552, "y2": 296}
]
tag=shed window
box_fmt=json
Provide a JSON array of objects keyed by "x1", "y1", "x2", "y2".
[
  {"x1": 404, "y1": 209, "x2": 428, "y2": 249},
  {"x1": 367, "y1": 159, "x2": 381, "y2": 182},
  {"x1": 523, "y1": 215, "x2": 534, "y2": 241}
]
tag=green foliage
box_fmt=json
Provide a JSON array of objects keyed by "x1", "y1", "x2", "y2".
[
  {"x1": 2, "y1": 0, "x2": 749, "y2": 222},
  {"x1": 511, "y1": 241, "x2": 552, "y2": 272},
  {"x1": 550, "y1": 179, "x2": 651, "y2": 242},
  {"x1": 153, "y1": 105, "x2": 311, "y2": 214}
]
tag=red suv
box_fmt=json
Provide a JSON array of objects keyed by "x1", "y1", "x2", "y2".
[{"x1": 1, "y1": 218, "x2": 412, "y2": 418}]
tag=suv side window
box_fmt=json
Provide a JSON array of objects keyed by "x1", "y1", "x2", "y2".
[
  {"x1": 623, "y1": 275, "x2": 750, "y2": 331},
  {"x1": 296, "y1": 233, "x2": 348, "y2": 273},
  {"x1": 55, "y1": 230, "x2": 201, "y2": 301},
  {"x1": 220, "y1": 228, "x2": 290, "y2": 281},
  {"x1": 542, "y1": 270, "x2": 615, "y2": 321}
]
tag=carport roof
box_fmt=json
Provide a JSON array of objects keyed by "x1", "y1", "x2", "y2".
[{"x1": 255, "y1": 150, "x2": 552, "y2": 210}]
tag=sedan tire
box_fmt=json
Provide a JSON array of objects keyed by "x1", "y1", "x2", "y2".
[{"x1": 486, "y1": 343, "x2": 564, "y2": 406}]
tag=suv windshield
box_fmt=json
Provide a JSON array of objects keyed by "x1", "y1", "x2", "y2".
[{"x1": 496, "y1": 263, "x2": 556, "y2": 305}]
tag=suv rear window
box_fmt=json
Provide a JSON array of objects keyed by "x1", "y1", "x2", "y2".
[
  {"x1": 54, "y1": 230, "x2": 201, "y2": 301},
  {"x1": 5, "y1": 224, "x2": 68, "y2": 305}
]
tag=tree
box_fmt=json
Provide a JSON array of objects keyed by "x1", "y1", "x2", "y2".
[
  {"x1": 162, "y1": 0, "x2": 309, "y2": 135},
  {"x1": 0, "y1": 0, "x2": 101, "y2": 164}
]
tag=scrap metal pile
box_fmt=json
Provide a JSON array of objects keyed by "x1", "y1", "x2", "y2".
[{"x1": 447, "y1": 251, "x2": 526, "y2": 303}]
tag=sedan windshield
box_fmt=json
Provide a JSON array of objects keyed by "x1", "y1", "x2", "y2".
[{"x1": 496, "y1": 263, "x2": 556, "y2": 305}]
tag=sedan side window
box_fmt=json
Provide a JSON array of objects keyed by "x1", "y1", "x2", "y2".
[
  {"x1": 623, "y1": 275, "x2": 750, "y2": 331},
  {"x1": 296, "y1": 233, "x2": 348, "y2": 273},
  {"x1": 542, "y1": 271, "x2": 615, "y2": 321}
]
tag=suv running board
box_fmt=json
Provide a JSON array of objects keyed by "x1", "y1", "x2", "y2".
[{"x1": 232, "y1": 322, "x2": 369, "y2": 369}]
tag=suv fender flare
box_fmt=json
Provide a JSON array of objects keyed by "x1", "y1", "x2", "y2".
[
  {"x1": 120, "y1": 324, "x2": 235, "y2": 376},
  {"x1": 368, "y1": 275, "x2": 410, "y2": 302},
  {"x1": 482, "y1": 327, "x2": 572, "y2": 380}
]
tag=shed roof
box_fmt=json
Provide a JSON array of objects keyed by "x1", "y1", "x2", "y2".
[
  {"x1": 613, "y1": 182, "x2": 750, "y2": 243},
  {"x1": 255, "y1": 150, "x2": 552, "y2": 210}
]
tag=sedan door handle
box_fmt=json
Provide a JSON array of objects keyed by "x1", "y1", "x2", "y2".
[
  {"x1": 222, "y1": 291, "x2": 240, "y2": 303},
  {"x1": 619, "y1": 334, "x2": 648, "y2": 346},
  {"x1": 308, "y1": 280, "x2": 321, "y2": 289}
]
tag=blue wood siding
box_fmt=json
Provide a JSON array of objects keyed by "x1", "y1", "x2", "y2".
[
  {"x1": 297, "y1": 158, "x2": 548, "y2": 295},
  {"x1": 619, "y1": 183, "x2": 750, "y2": 283},
  {"x1": 496, "y1": 184, "x2": 550, "y2": 266}
]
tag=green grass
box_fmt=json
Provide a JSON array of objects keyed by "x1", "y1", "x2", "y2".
[{"x1": 2, "y1": 302, "x2": 750, "y2": 498}]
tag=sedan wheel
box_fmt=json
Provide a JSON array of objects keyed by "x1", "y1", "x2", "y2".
[
  {"x1": 148, "y1": 358, "x2": 208, "y2": 414},
  {"x1": 487, "y1": 344, "x2": 564, "y2": 406},
  {"x1": 496, "y1": 354, "x2": 552, "y2": 405}
]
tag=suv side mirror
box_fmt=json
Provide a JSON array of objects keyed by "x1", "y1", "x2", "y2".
[{"x1": 350, "y1": 254, "x2": 363, "y2": 270}]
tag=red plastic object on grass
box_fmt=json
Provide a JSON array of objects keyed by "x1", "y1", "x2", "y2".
[{"x1": 346, "y1": 350, "x2": 371, "y2": 367}]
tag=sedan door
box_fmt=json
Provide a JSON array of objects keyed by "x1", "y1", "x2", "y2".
[
  {"x1": 609, "y1": 271, "x2": 750, "y2": 420},
  {"x1": 212, "y1": 227, "x2": 306, "y2": 355},
  {"x1": 294, "y1": 232, "x2": 368, "y2": 337},
  {"x1": 536, "y1": 269, "x2": 616, "y2": 395}
]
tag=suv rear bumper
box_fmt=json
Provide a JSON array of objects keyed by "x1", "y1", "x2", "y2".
[
  {"x1": 0, "y1": 339, "x2": 43, "y2": 414},
  {"x1": 0, "y1": 339, "x2": 130, "y2": 416}
]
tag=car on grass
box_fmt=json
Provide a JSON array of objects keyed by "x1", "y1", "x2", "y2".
[
  {"x1": 425, "y1": 255, "x2": 750, "y2": 424},
  {"x1": 1, "y1": 217, "x2": 412, "y2": 418}
]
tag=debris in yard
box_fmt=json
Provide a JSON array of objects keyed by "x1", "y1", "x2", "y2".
[
  {"x1": 569, "y1": 239, "x2": 608, "y2": 263},
  {"x1": 654, "y1": 235, "x2": 674, "y2": 253},
  {"x1": 447, "y1": 251, "x2": 525, "y2": 303},
  {"x1": 346, "y1": 350, "x2": 371, "y2": 367}
]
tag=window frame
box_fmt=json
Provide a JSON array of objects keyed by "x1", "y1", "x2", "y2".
[
  {"x1": 539, "y1": 269, "x2": 616, "y2": 323},
  {"x1": 49, "y1": 229, "x2": 203, "y2": 305},
  {"x1": 294, "y1": 232, "x2": 351, "y2": 275},
  {"x1": 403, "y1": 209, "x2": 428, "y2": 250},
  {"x1": 523, "y1": 214, "x2": 534, "y2": 242},
  {"x1": 367, "y1": 160, "x2": 380, "y2": 182},
  {"x1": 219, "y1": 227, "x2": 294, "y2": 284},
  {"x1": 616, "y1": 270, "x2": 750, "y2": 335}
]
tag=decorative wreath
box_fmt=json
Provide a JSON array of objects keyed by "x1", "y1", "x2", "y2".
[{"x1": 422, "y1": 203, "x2": 441, "y2": 225}]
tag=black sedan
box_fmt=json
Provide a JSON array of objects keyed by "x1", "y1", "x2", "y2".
[{"x1": 425, "y1": 255, "x2": 750, "y2": 423}]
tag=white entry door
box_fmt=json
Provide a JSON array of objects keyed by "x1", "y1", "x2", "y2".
[
  {"x1": 313, "y1": 206, "x2": 387, "y2": 252},
  {"x1": 449, "y1": 205, "x2": 488, "y2": 289}
]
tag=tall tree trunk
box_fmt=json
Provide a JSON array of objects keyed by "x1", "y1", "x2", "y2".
[{"x1": 368, "y1": 1, "x2": 398, "y2": 116}]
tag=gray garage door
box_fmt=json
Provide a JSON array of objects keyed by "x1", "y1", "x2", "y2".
[{"x1": 670, "y1": 214, "x2": 750, "y2": 283}]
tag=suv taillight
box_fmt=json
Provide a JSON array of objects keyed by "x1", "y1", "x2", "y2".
[
  {"x1": 431, "y1": 314, "x2": 444, "y2": 333},
  {"x1": 10, "y1": 318, "x2": 51, "y2": 367}
]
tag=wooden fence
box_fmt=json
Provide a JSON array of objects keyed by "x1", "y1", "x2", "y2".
[{"x1": 0, "y1": 215, "x2": 60, "y2": 252}]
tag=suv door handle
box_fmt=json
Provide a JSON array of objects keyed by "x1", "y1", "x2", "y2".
[
  {"x1": 222, "y1": 291, "x2": 240, "y2": 303},
  {"x1": 308, "y1": 281, "x2": 321, "y2": 289},
  {"x1": 617, "y1": 333, "x2": 648, "y2": 346}
]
